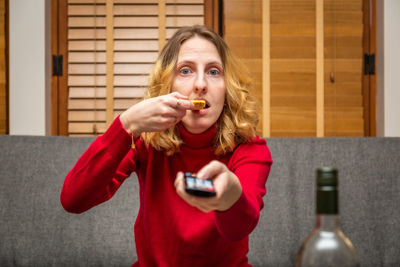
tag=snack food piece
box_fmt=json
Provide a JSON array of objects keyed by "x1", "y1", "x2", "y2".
[{"x1": 191, "y1": 100, "x2": 206, "y2": 110}]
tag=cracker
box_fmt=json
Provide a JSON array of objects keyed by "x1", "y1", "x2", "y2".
[{"x1": 191, "y1": 100, "x2": 206, "y2": 110}]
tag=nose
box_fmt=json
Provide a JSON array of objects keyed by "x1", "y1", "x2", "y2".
[{"x1": 194, "y1": 72, "x2": 207, "y2": 95}]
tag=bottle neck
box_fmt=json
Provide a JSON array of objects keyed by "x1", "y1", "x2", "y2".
[
  {"x1": 316, "y1": 186, "x2": 338, "y2": 214},
  {"x1": 316, "y1": 185, "x2": 340, "y2": 231},
  {"x1": 315, "y1": 214, "x2": 340, "y2": 231}
]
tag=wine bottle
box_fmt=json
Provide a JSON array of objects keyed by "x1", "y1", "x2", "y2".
[{"x1": 295, "y1": 167, "x2": 360, "y2": 267}]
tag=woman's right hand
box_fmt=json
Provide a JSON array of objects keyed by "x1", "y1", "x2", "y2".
[{"x1": 120, "y1": 92, "x2": 194, "y2": 136}]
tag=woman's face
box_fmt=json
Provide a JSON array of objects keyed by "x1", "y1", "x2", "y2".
[{"x1": 172, "y1": 36, "x2": 226, "y2": 134}]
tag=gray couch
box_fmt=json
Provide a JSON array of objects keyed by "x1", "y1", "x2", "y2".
[{"x1": 1, "y1": 135, "x2": 399, "y2": 266}]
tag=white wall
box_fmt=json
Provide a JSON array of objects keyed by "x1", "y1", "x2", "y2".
[
  {"x1": 9, "y1": 0, "x2": 50, "y2": 135},
  {"x1": 377, "y1": 0, "x2": 400, "y2": 137}
]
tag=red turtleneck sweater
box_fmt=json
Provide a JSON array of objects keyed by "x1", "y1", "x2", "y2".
[{"x1": 61, "y1": 116, "x2": 272, "y2": 267}]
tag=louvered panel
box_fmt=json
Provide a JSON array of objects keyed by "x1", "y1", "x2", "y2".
[
  {"x1": 68, "y1": 122, "x2": 108, "y2": 135},
  {"x1": 118, "y1": 0, "x2": 204, "y2": 3},
  {"x1": 69, "y1": 64, "x2": 106, "y2": 75},
  {"x1": 114, "y1": 40, "x2": 158, "y2": 51},
  {"x1": 271, "y1": 47, "x2": 315, "y2": 59},
  {"x1": 271, "y1": 36, "x2": 314, "y2": 47},
  {"x1": 271, "y1": 107, "x2": 316, "y2": 137},
  {"x1": 69, "y1": 75, "x2": 149, "y2": 87},
  {"x1": 69, "y1": 0, "x2": 106, "y2": 3},
  {"x1": 325, "y1": 36, "x2": 363, "y2": 47},
  {"x1": 68, "y1": 75, "x2": 106, "y2": 87},
  {"x1": 68, "y1": 4, "x2": 106, "y2": 16},
  {"x1": 269, "y1": 0, "x2": 317, "y2": 137},
  {"x1": 270, "y1": 10, "x2": 315, "y2": 24},
  {"x1": 271, "y1": 59, "x2": 315, "y2": 73},
  {"x1": 324, "y1": 0, "x2": 364, "y2": 136},
  {"x1": 113, "y1": 5, "x2": 204, "y2": 16},
  {"x1": 114, "y1": 63, "x2": 154, "y2": 74},
  {"x1": 270, "y1": 24, "x2": 315, "y2": 36},
  {"x1": 114, "y1": 5, "x2": 158, "y2": 16},
  {"x1": 69, "y1": 0, "x2": 204, "y2": 3},
  {"x1": 114, "y1": 16, "x2": 203, "y2": 28},
  {"x1": 114, "y1": 52, "x2": 158, "y2": 63},
  {"x1": 69, "y1": 17, "x2": 106, "y2": 27},
  {"x1": 114, "y1": 75, "x2": 149, "y2": 86},
  {"x1": 112, "y1": 28, "x2": 181, "y2": 40},
  {"x1": 325, "y1": 0, "x2": 362, "y2": 11},
  {"x1": 271, "y1": 82, "x2": 316, "y2": 96},
  {"x1": 68, "y1": 98, "x2": 139, "y2": 110},
  {"x1": 69, "y1": 110, "x2": 114, "y2": 121},
  {"x1": 68, "y1": 5, "x2": 106, "y2": 16},
  {"x1": 325, "y1": 11, "x2": 363, "y2": 24},
  {"x1": 270, "y1": 1, "x2": 315, "y2": 10},
  {"x1": 67, "y1": 0, "x2": 205, "y2": 136},
  {"x1": 68, "y1": 63, "x2": 154, "y2": 75},
  {"x1": 69, "y1": 40, "x2": 106, "y2": 51},
  {"x1": 69, "y1": 29, "x2": 106, "y2": 39},
  {"x1": 325, "y1": 59, "x2": 363, "y2": 72},
  {"x1": 69, "y1": 87, "x2": 147, "y2": 98},
  {"x1": 69, "y1": 16, "x2": 206, "y2": 29},
  {"x1": 113, "y1": 28, "x2": 158, "y2": 39},
  {"x1": 69, "y1": 52, "x2": 106, "y2": 63}
]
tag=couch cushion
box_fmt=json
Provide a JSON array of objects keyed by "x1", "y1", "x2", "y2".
[
  {"x1": 249, "y1": 137, "x2": 400, "y2": 267},
  {"x1": 0, "y1": 136, "x2": 138, "y2": 267}
]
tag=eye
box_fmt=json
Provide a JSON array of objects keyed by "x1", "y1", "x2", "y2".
[
  {"x1": 208, "y1": 68, "x2": 220, "y2": 76},
  {"x1": 179, "y1": 67, "x2": 192, "y2": 75}
]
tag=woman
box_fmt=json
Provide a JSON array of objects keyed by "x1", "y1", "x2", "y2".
[{"x1": 61, "y1": 25, "x2": 272, "y2": 266}]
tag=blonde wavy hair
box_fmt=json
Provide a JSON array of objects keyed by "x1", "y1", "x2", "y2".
[{"x1": 143, "y1": 25, "x2": 259, "y2": 156}]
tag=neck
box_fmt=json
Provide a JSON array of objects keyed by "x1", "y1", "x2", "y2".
[
  {"x1": 315, "y1": 214, "x2": 340, "y2": 231},
  {"x1": 177, "y1": 123, "x2": 217, "y2": 149}
]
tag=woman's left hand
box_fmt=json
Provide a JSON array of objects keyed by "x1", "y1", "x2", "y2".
[{"x1": 174, "y1": 160, "x2": 242, "y2": 213}]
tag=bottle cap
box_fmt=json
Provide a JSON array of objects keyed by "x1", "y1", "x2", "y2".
[{"x1": 317, "y1": 167, "x2": 338, "y2": 187}]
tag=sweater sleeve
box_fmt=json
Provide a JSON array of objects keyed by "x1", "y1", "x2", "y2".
[
  {"x1": 214, "y1": 137, "x2": 272, "y2": 241},
  {"x1": 60, "y1": 116, "x2": 138, "y2": 214}
]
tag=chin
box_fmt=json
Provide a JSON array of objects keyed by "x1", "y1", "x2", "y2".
[{"x1": 182, "y1": 120, "x2": 214, "y2": 134}]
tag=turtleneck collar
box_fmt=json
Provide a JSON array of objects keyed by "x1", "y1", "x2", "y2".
[{"x1": 177, "y1": 123, "x2": 217, "y2": 149}]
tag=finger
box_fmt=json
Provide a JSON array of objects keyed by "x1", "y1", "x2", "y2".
[
  {"x1": 174, "y1": 98, "x2": 194, "y2": 110},
  {"x1": 197, "y1": 160, "x2": 227, "y2": 180},
  {"x1": 159, "y1": 102, "x2": 186, "y2": 119},
  {"x1": 175, "y1": 172, "x2": 216, "y2": 212},
  {"x1": 175, "y1": 172, "x2": 191, "y2": 199},
  {"x1": 170, "y1": 91, "x2": 189, "y2": 100},
  {"x1": 168, "y1": 93, "x2": 194, "y2": 110}
]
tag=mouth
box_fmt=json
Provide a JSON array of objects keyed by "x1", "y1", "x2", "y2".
[{"x1": 193, "y1": 98, "x2": 210, "y2": 109}]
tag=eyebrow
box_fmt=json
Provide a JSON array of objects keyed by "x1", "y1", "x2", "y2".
[{"x1": 176, "y1": 60, "x2": 223, "y2": 69}]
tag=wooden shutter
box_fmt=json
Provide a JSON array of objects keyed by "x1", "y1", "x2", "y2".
[
  {"x1": 224, "y1": 0, "x2": 264, "y2": 136},
  {"x1": 226, "y1": 0, "x2": 366, "y2": 137},
  {"x1": 67, "y1": 0, "x2": 204, "y2": 136},
  {"x1": 324, "y1": 0, "x2": 364, "y2": 136},
  {"x1": 269, "y1": 0, "x2": 318, "y2": 137}
]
